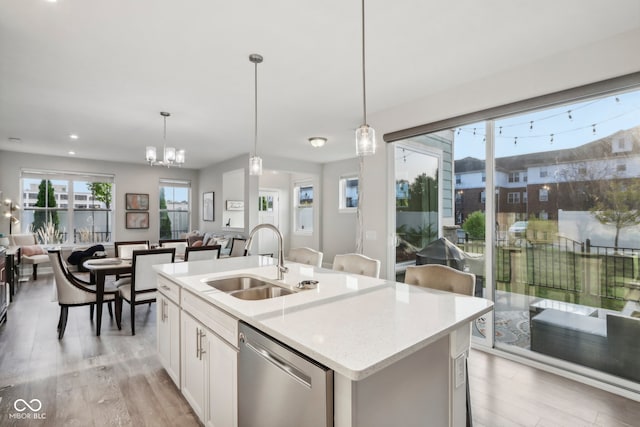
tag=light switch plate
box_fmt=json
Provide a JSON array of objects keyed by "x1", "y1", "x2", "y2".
[{"x1": 454, "y1": 354, "x2": 466, "y2": 388}]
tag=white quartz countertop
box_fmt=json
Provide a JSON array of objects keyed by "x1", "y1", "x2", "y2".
[{"x1": 155, "y1": 256, "x2": 493, "y2": 380}]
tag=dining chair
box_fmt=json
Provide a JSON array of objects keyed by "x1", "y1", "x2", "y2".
[
  {"x1": 287, "y1": 247, "x2": 323, "y2": 268},
  {"x1": 48, "y1": 249, "x2": 119, "y2": 339},
  {"x1": 10, "y1": 233, "x2": 49, "y2": 280},
  {"x1": 229, "y1": 237, "x2": 247, "y2": 257},
  {"x1": 114, "y1": 240, "x2": 149, "y2": 280},
  {"x1": 159, "y1": 238, "x2": 188, "y2": 260},
  {"x1": 184, "y1": 245, "x2": 222, "y2": 261},
  {"x1": 332, "y1": 253, "x2": 381, "y2": 278},
  {"x1": 404, "y1": 263, "x2": 475, "y2": 427},
  {"x1": 115, "y1": 247, "x2": 175, "y2": 335}
]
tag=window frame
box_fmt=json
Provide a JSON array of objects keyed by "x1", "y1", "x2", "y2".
[
  {"x1": 339, "y1": 174, "x2": 359, "y2": 212},
  {"x1": 159, "y1": 178, "x2": 191, "y2": 240},
  {"x1": 293, "y1": 181, "x2": 314, "y2": 234}
]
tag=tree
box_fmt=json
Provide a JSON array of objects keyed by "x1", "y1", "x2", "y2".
[
  {"x1": 591, "y1": 180, "x2": 640, "y2": 249},
  {"x1": 33, "y1": 179, "x2": 59, "y2": 234},
  {"x1": 407, "y1": 172, "x2": 438, "y2": 212},
  {"x1": 159, "y1": 187, "x2": 172, "y2": 239},
  {"x1": 462, "y1": 210, "x2": 485, "y2": 240},
  {"x1": 87, "y1": 182, "x2": 113, "y2": 241}
]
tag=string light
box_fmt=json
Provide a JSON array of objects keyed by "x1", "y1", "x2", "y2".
[
  {"x1": 473, "y1": 127, "x2": 476, "y2": 136},
  {"x1": 592, "y1": 124, "x2": 597, "y2": 135},
  {"x1": 567, "y1": 110, "x2": 573, "y2": 120},
  {"x1": 550, "y1": 133, "x2": 554, "y2": 144},
  {"x1": 514, "y1": 136, "x2": 518, "y2": 145},
  {"x1": 529, "y1": 121, "x2": 534, "y2": 131},
  {"x1": 499, "y1": 126, "x2": 502, "y2": 135}
]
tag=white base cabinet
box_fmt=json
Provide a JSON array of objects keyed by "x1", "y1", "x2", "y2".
[
  {"x1": 157, "y1": 279, "x2": 181, "y2": 387},
  {"x1": 181, "y1": 312, "x2": 207, "y2": 420}
]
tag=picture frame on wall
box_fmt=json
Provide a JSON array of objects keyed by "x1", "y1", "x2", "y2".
[
  {"x1": 203, "y1": 192, "x2": 214, "y2": 221},
  {"x1": 125, "y1": 193, "x2": 149, "y2": 210},
  {"x1": 125, "y1": 212, "x2": 149, "y2": 229},
  {"x1": 225, "y1": 200, "x2": 244, "y2": 211}
]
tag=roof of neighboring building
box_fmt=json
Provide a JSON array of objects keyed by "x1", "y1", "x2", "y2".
[{"x1": 454, "y1": 127, "x2": 640, "y2": 173}]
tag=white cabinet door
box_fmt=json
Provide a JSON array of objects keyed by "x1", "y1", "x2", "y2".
[
  {"x1": 157, "y1": 295, "x2": 180, "y2": 386},
  {"x1": 181, "y1": 313, "x2": 207, "y2": 422},
  {"x1": 206, "y1": 333, "x2": 238, "y2": 427}
]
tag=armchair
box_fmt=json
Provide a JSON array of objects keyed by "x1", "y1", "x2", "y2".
[{"x1": 10, "y1": 233, "x2": 49, "y2": 280}]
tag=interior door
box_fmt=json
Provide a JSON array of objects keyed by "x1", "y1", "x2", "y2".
[{"x1": 257, "y1": 190, "x2": 279, "y2": 258}]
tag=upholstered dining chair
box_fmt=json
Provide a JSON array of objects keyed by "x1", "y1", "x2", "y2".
[
  {"x1": 332, "y1": 253, "x2": 381, "y2": 278},
  {"x1": 115, "y1": 247, "x2": 175, "y2": 335},
  {"x1": 229, "y1": 237, "x2": 247, "y2": 257},
  {"x1": 48, "y1": 249, "x2": 119, "y2": 339},
  {"x1": 113, "y1": 240, "x2": 149, "y2": 280},
  {"x1": 404, "y1": 263, "x2": 475, "y2": 426},
  {"x1": 287, "y1": 247, "x2": 323, "y2": 268},
  {"x1": 10, "y1": 233, "x2": 49, "y2": 280},
  {"x1": 184, "y1": 245, "x2": 221, "y2": 261},
  {"x1": 159, "y1": 238, "x2": 188, "y2": 260}
]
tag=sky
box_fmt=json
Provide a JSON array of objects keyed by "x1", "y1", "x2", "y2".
[{"x1": 453, "y1": 89, "x2": 640, "y2": 159}]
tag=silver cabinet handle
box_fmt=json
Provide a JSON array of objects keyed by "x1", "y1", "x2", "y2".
[
  {"x1": 198, "y1": 329, "x2": 206, "y2": 360},
  {"x1": 243, "y1": 340, "x2": 311, "y2": 388},
  {"x1": 195, "y1": 327, "x2": 200, "y2": 359},
  {"x1": 161, "y1": 285, "x2": 170, "y2": 291}
]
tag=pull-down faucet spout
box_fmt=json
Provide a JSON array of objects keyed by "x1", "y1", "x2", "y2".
[{"x1": 245, "y1": 223, "x2": 289, "y2": 280}]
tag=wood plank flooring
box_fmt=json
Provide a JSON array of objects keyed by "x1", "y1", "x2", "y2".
[{"x1": 1, "y1": 272, "x2": 639, "y2": 426}]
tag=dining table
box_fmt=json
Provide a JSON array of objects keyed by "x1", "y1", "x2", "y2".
[{"x1": 82, "y1": 257, "x2": 132, "y2": 336}]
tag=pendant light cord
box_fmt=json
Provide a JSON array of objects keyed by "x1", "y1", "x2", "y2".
[
  {"x1": 361, "y1": 0, "x2": 367, "y2": 125},
  {"x1": 254, "y1": 60, "x2": 258, "y2": 156}
]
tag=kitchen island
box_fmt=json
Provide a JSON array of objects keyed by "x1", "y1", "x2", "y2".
[{"x1": 155, "y1": 256, "x2": 493, "y2": 427}]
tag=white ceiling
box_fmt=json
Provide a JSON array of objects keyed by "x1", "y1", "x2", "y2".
[{"x1": 1, "y1": 0, "x2": 639, "y2": 169}]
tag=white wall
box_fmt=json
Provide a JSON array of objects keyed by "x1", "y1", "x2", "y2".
[
  {"x1": 0, "y1": 150, "x2": 199, "y2": 242},
  {"x1": 358, "y1": 28, "x2": 640, "y2": 279},
  {"x1": 322, "y1": 157, "x2": 359, "y2": 267}
]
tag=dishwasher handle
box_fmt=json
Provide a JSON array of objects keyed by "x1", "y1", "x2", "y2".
[{"x1": 240, "y1": 332, "x2": 312, "y2": 389}]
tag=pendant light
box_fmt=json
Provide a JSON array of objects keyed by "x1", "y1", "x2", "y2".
[
  {"x1": 249, "y1": 53, "x2": 264, "y2": 175},
  {"x1": 355, "y1": 0, "x2": 376, "y2": 156},
  {"x1": 146, "y1": 112, "x2": 185, "y2": 167}
]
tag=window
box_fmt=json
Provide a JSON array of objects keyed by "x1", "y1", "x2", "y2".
[
  {"x1": 523, "y1": 191, "x2": 528, "y2": 203},
  {"x1": 294, "y1": 182, "x2": 314, "y2": 233},
  {"x1": 539, "y1": 188, "x2": 549, "y2": 202},
  {"x1": 481, "y1": 173, "x2": 486, "y2": 183},
  {"x1": 20, "y1": 170, "x2": 114, "y2": 244},
  {"x1": 455, "y1": 174, "x2": 461, "y2": 185},
  {"x1": 480, "y1": 191, "x2": 486, "y2": 203},
  {"x1": 522, "y1": 172, "x2": 528, "y2": 183},
  {"x1": 539, "y1": 168, "x2": 548, "y2": 178},
  {"x1": 507, "y1": 192, "x2": 520, "y2": 204},
  {"x1": 508, "y1": 172, "x2": 520, "y2": 183},
  {"x1": 456, "y1": 191, "x2": 463, "y2": 203},
  {"x1": 617, "y1": 161, "x2": 627, "y2": 173},
  {"x1": 339, "y1": 175, "x2": 359, "y2": 210},
  {"x1": 159, "y1": 179, "x2": 191, "y2": 239}
]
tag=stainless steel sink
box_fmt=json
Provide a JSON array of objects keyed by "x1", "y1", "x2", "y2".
[
  {"x1": 229, "y1": 286, "x2": 294, "y2": 300},
  {"x1": 204, "y1": 275, "x2": 295, "y2": 300},
  {"x1": 205, "y1": 276, "x2": 272, "y2": 292}
]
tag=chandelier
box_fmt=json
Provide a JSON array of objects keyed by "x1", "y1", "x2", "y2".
[{"x1": 146, "y1": 112, "x2": 185, "y2": 167}]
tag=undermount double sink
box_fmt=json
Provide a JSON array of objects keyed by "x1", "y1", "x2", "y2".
[{"x1": 204, "y1": 275, "x2": 296, "y2": 300}]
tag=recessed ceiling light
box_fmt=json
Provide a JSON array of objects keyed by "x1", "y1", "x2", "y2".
[
  {"x1": 69, "y1": 134, "x2": 79, "y2": 140},
  {"x1": 68, "y1": 151, "x2": 76, "y2": 155},
  {"x1": 46, "y1": 0, "x2": 58, "y2": 3},
  {"x1": 308, "y1": 137, "x2": 327, "y2": 148}
]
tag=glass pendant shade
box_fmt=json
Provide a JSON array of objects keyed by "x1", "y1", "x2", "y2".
[
  {"x1": 164, "y1": 147, "x2": 176, "y2": 164},
  {"x1": 355, "y1": 124, "x2": 376, "y2": 156},
  {"x1": 176, "y1": 149, "x2": 185, "y2": 165},
  {"x1": 249, "y1": 155, "x2": 263, "y2": 176},
  {"x1": 146, "y1": 146, "x2": 157, "y2": 163}
]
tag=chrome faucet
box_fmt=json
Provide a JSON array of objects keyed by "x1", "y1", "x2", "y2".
[{"x1": 245, "y1": 223, "x2": 289, "y2": 280}]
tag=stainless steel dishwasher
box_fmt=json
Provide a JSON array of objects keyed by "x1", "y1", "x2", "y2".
[{"x1": 238, "y1": 321, "x2": 333, "y2": 427}]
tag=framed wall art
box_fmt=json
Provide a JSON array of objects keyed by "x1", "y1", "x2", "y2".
[
  {"x1": 125, "y1": 211, "x2": 149, "y2": 229},
  {"x1": 225, "y1": 200, "x2": 244, "y2": 211},
  {"x1": 203, "y1": 191, "x2": 214, "y2": 221},
  {"x1": 125, "y1": 193, "x2": 149, "y2": 210}
]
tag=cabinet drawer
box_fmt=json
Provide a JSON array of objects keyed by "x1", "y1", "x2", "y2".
[
  {"x1": 182, "y1": 290, "x2": 238, "y2": 348},
  {"x1": 158, "y1": 276, "x2": 181, "y2": 304}
]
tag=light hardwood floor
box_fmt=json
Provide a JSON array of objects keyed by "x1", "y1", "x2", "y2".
[{"x1": 1, "y1": 273, "x2": 639, "y2": 426}]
